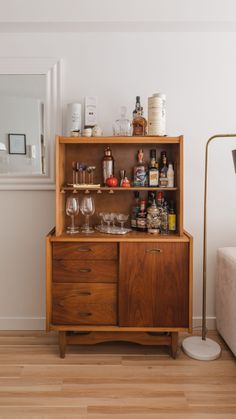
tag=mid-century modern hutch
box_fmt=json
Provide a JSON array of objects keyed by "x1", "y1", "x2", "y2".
[{"x1": 46, "y1": 135, "x2": 193, "y2": 358}]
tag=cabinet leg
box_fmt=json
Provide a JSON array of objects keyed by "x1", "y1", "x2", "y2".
[
  {"x1": 170, "y1": 332, "x2": 178, "y2": 359},
  {"x1": 59, "y1": 331, "x2": 66, "y2": 358}
]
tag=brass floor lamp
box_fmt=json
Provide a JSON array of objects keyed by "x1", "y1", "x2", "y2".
[{"x1": 182, "y1": 134, "x2": 236, "y2": 361}]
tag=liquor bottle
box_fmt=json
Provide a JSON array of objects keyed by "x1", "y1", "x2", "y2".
[
  {"x1": 102, "y1": 146, "x2": 114, "y2": 185},
  {"x1": 131, "y1": 191, "x2": 140, "y2": 230},
  {"x1": 136, "y1": 199, "x2": 147, "y2": 231},
  {"x1": 159, "y1": 154, "x2": 168, "y2": 187},
  {"x1": 148, "y1": 149, "x2": 159, "y2": 187},
  {"x1": 133, "y1": 149, "x2": 147, "y2": 186},
  {"x1": 133, "y1": 96, "x2": 141, "y2": 119},
  {"x1": 168, "y1": 201, "x2": 176, "y2": 232},
  {"x1": 161, "y1": 201, "x2": 169, "y2": 235},
  {"x1": 147, "y1": 194, "x2": 160, "y2": 234},
  {"x1": 167, "y1": 162, "x2": 174, "y2": 187},
  {"x1": 132, "y1": 96, "x2": 147, "y2": 136}
]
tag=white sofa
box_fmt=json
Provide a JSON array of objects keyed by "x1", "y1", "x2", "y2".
[{"x1": 216, "y1": 247, "x2": 236, "y2": 356}]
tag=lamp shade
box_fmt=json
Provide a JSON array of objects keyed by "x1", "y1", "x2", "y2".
[
  {"x1": 0, "y1": 142, "x2": 6, "y2": 151},
  {"x1": 232, "y1": 150, "x2": 236, "y2": 173}
]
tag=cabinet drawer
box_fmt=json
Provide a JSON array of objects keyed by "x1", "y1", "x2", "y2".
[
  {"x1": 53, "y1": 242, "x2": 117, "y2": 260},
  {"x1": 52, "y1": 283, "x2": 117, "y2": 325},
  {"x1": 53, "y1": 260, "x2": 118, "y2": 283}
]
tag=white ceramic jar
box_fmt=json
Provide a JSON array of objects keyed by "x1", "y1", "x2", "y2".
[{"x1": 148, "y1": 93, "x2": 166, "y2": 136}]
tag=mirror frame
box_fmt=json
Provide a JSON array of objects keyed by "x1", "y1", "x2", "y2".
[{"x1": 0, "y1": 57, "x2": 62, "y2": 190}]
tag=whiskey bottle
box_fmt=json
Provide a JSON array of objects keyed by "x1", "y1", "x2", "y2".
[
  {"x1": 159, "y1": 154, "x2": 168, "y2": 187},
  {"x1": 148, "y1": 149, "x2": 159, "y2": 187},
  {"x1": 102, "y1": 146, "x2": 114, "y2": 185},
  {"x1": 133, "y1": 149, "x2": 147, "y2": 186},
  {"x1": 136, "y1": 199, "x2": 147, "y2": 231},
  {"x1": 132, "y1": 98, "x2": 147, "y2": 136},
  {"x1": 131, "y1": 191, "x2": 140, "y2": 230}
]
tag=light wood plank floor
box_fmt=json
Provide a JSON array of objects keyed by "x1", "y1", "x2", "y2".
[{"x1": 0, "y1": 331, "x2": 235, "y2": 419}]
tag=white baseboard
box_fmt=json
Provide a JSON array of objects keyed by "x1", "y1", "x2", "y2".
[
  {"x1": 192, "y1": 316, "x2": 216, "y2": 331},
  {"x1": 0, "y1": 317, "x2": 46, "y2": 330},
  {"x1": 0, "y1": 316, "x2": 216, "y2": 331}
]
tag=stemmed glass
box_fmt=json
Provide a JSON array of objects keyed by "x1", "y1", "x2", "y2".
[
  {"x1": 80, "y1": 196, "x2": 95, "y2": 233},
  {"x1": 102, "y1": 213, "x2": 113, "y2": 233},
  {"x1": 66, "y1": 196, "x2": 80, "y2": 234},
  {"x1": 117, "y1": 213, "x2": 129, "y2": 232}
]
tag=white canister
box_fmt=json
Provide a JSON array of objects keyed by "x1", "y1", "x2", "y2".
[
  {"x1": 148, "y1": 93, "x2": 166, "y2": 136},
  {"x1": 66, "y1": 103, "x2": 82, "y2": 135}
]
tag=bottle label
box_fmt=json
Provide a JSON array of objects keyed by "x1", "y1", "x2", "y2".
[
  {"x1": 159, "y1": 177, "x2": 168, "y2": 187},
  {"x1": 137, "y1": 218, "x2": 147, "y2": 230},
  {"x1": 149, "y1": 171, "x2": 159, "y2": 186},
  {"x1": 134, "y1": 166, "x2": 147, "y2": 186},
  {"x1": 168, "y1": 214, "x2": 176, "y2": 231}
]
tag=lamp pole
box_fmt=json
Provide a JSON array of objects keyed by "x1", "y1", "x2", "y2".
[{"x1": 183, "y1": 133, "x2": 236, "y2": 360}]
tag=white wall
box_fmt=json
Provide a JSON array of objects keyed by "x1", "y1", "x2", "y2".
[{"x1": 0, "y1": 2, "x2": 236, "y2": 330}]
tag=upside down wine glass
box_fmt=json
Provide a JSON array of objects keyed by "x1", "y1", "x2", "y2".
[
  {"x1": 66, "y1": 196, "x2": 80, "y2": 234},
  {"x1": 80, "y1": 196, "x2": 95, "y2": 233}
]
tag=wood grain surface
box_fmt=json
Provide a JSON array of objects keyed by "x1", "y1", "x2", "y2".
[
  {"x1": 53, "y1": 259, "x2": 118, "y2": 283},
  {"x1": 0, "y1": 331, "x2": 234, "y2": 418},
  {"x1": 119, "y1": 242, "x2": 189, "y2": 327}
]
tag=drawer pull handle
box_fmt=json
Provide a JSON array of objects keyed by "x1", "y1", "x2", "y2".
[
  {"x1": 79, "y1": 312, "x2": 92, "y2": 317},
  {"x1": 76, "y1": 247, "x2": 92, "y2": 252},
  {"x1": 78, "y1": 291, "x2": 91, "y2": 296},
  {"x1": 78, "y1": 268, "x2": 92, "y2": 273},
  {"x1": 146, "y1": 248, "x2": 163, "y2": 254}
]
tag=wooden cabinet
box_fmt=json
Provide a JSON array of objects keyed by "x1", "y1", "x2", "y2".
[
  {"x1": 119, "y1": 242, "x2": 189, "y2": 328},
  {"x1": 46, "y1": 135, "x2": 193, "y2": 359}
]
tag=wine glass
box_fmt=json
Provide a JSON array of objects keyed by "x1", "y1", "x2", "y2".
[
  {"x1": 117, "y1": 213, "x2": 129, "y2": 232},
  {"x1": 80, "y1": 196, "x2": 95, "y2": 233},
  {"x1": 66, "y1": 196, "x2": 79, "y2": 234},
  {"x1": 102, "y1": 213, "x2": 113, "y2": 233}
]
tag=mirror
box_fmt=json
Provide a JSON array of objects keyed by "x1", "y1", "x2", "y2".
[{"x1": 0, "y1": 58, "x2": 62, "y2": 189}]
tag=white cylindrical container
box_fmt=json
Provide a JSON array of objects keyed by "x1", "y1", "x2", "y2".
[
  {"x1": 148, "y1": 93, "x2": 166, "y2": 136},
  {"x1": 66, "y1": 103, "x2": 82, "y2": 135}
]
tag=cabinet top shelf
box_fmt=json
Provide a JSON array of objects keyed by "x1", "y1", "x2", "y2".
[{"x1": 58, "y1": 135, "x2": 183, "y2": 145}]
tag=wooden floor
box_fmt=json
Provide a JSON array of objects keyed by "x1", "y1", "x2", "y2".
[{"x1": 0, "y1": 331, "x2": 235, "y2": 419}]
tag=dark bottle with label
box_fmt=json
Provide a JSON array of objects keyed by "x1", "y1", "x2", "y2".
[
  {"x1": 159, "y1": 152, "x2": 168, "y2": 188},
  {"x1": 131, "y1": 191, "x2": 140, "y2": 230},
  {"x1": 148, "y1": 149, "x2": 159, "y2": 187},
  {"x1": 102, "y1": 146, "x2": 114, "y2": 185},
  {"x1": 136, "y1": 199, "x2": 147, "y2": 231},
  {"x1": 132, "y1": 107, "x2": 147, "y2": 136}
]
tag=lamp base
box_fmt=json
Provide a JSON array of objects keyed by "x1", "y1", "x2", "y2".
[{"x1": 182, "y1": 336, "x2": 221, "y2": 361}]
